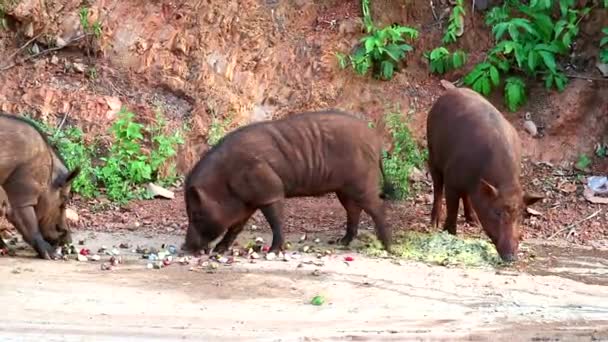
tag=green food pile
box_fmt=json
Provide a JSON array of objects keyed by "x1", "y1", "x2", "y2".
[{"x1": 355, "y1": 230, "x2": 503, "y2": 267}]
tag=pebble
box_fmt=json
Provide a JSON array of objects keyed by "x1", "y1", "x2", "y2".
[
  {"x1": 255, "y1": 237, "x2": 264, "y2": 244},
  {"x1": 90, "y1": 254, "x2": 101, "y2": 261},
  {"x1": 300, "y1": 234, "x2": 307, "y2": 242},
  {"x1": 523, "y1": 120, "x2": 538, "y2": 137},
  {"x1": 314, "y1": 238, "x2": 321, "y2": 243},
  {"x1": 101, "y1": 263, "x2": 112, "y2": 271},
  {"x1": 302, "y1": 246, "x2": 310, "y2": 253},
  {"x1": 146, "y1": 263, "x2": 154, "y2": 269},
  {"x1": 110, "y1": 256, "x2": 121, "y2": 266}
]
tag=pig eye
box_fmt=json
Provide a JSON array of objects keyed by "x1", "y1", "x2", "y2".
[{"x1": 493, "y1": 209, "x2": 503, "y2": 218}]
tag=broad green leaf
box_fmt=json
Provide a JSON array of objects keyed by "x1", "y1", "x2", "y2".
[
  {"x1": 381, "y1": 60, "x2": 394, "y2": 80},
  {"x1": 601, "y1": 37, "x2": 608, "y2": 47},
  {"x1": 534, "y1": 43, "x2": 560, "y2": 53},
  {"x1": 528, "y1": 49, "x2": 539, "y2": 72},
  {"x1": 539, "y1": 51, "x2": 557, "y2": 73},
  {"x1": 481, "y1": 76, "x2": 491, "y2": 96},
  {"x1": 493, "y1": 23, "x2": 509, "y2": 40},
  {"x1": 489, "y1": 65, "x2": 500, "y2": 86},
  {"x1": 554, "y1": 73, "x2": 567, "y2": 92}
]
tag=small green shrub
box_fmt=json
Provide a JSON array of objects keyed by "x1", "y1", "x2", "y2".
[
  {"x1": 97, "y1": 107, "x2": 184, "y2": 203},
  {"x1": 575, "y1": 153, "x2": 591, "y2": 170},
  {"x1": 464, "y1": 0, "x2": 590, "y2": 112},
  {"x1": 442, "y1": 0, "x2": 466, "y2": 44},
  {"x1": 425, "y1": 47, "x2": 467, "y2": 74},
  {"x1": 207, "y1": 114, "x2": 233, "y2": 146},
  {"x1": 25, "y1": 117, "x2": 98, "y2": 198},
  {"x1": 382, "y1": 109, "x2": 427, "y2": 200},
  {"x1": 336, "y1": 0, "x2": 419, "y2": 80},
  {"x1": 25, "y1": 107, "x2": 185, "y2": 204},
  {"x1": 79, "y1": 7, "x2": 102, "y2": 39}
]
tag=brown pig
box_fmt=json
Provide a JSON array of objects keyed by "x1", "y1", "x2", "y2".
[
  {"x1": 426, "y1": 88, "x2": 543, "y2": 262},
  {"x1": 0, "y1": 113, "x2": 80, "y2": 259},
  {"x1": 182, "y1": 110, "x2": 395, "y2": 255}
]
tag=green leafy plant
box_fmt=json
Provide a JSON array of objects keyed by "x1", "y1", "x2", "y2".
[
  {"x1": 464, "y1": 0, "x2": 590, "y2": 111},
  {"x1": 382, "y1": 108, "x2": 427, "y2": 200},
  {"x1": 79, "y1": 7, "x2": 102, "y2": 39},
  {"x1": 426, "y1": 47, "x2": 467, "y2": 74},
  {"x1": 97, "y1": 107, "x2": 184, "y2": 203},
  {"x1": 207, "y1": 114, "x2": 233, "y2": 146},
  {"x1": 24, "y1": 117, "x2": 99, "y2": 198},
  {"x1": 25, "y1": 109, "x2": 184, "y2": 203},
  {"x1": 601, "y1": 27, "x2": 608, "y2": 63},
  {"x1": 504, "y1": 76, "x2": 527, "y2": 112},
  {"x1": 443, "y1": 0, "x2": 466, "y2": 44},
  {"x1": 575, "y1": 153, "x2": 591, "y2": 170},
  {"x1": 336, "y1": 0, "x2": 419, "y2": 80}
]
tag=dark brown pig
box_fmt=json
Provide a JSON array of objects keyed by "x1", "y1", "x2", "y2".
[
  {"x1": 182, "y1": 110, "x2": 395, "y2": 255},
  {"x1": 426, "y1": 88, "x2": 543, "y2": 262},
  {"x1": 0, "y1": 113, "x2": 80, "y2": 259}
]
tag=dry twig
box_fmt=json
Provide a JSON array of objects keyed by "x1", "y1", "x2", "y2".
[{"x1": 548, "y1": 208, "x2": 602, "y2": 240}]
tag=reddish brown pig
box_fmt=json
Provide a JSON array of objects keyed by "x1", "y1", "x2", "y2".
[
  {"x1": 0, "y1": 113, "x2": 80, "y2": 259},
  {"x1": 426, "y1": 88, "x2": 543, "y2": 262},
  {"x1": 182, "y1": 110, "x2": 394, "y2": 255}
]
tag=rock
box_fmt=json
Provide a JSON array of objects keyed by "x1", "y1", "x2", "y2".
[
  {"x1": 24, "y1": 22, "x2": 34, "y2": 38},
  {"x1": 526, "y1": 207, "x2": 543, "y2": 216},
  {"x1": 55, "y1": 36, "x2": 67, "y2": 48},
  {"x1": 596, "y1": 63, "x2": 608, "y2": 77},
  {"x1": 101, "y1": 263, "x2": 112, "y2": 271},
  {"x1": 119, "y1": 242, "x2": 131, "y2": 249},
  {"x1": 72, "y1": 62, "x2": 86, "y2": 73},
  {"x1": 523, "y1": 120, "x2": 538, "y2": 137},
  {"x1": 583, "y1": 187, "x2": 608, "y2": 204},
  {"x1": 145, "y1": 183, "x2": 175, "y2": 199},
  {"x1": 313, "y1": 238, "x2": 321, "y2": 243},
  {"x1": 300, "y1": 234, "x2": 307, "y2": 242}
]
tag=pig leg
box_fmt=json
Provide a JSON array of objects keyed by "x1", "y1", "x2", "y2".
[
  {"x1": 357, "y1": 197, "x2": 391, "y2": 251},
  {"x1": 443, "y1": 189, "x2": 460, "y2": 235},
  {"x1": 260, "y1": 202, "x2": 285, "y2": 253},
  {"x1": 429, "y1": 167, "x2": 444, "y2": 229},
  {"x1": 8, "y1": 206, "x2": 56, "y2": 259},
  {"x1": 214, "y1": 220, "x2": 248, "y2": 254},
  {"x1": 336, "y1": 192, "x2": 362, "y2": 246},
  {"x1": 462, "y1": 195, "x2": 480, "y2": 225}
]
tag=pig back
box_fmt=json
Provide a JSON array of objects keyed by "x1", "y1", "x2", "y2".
[
  {"x1": 192, "y1": 111, "x2": 384, "y2": 196},
  {"x1": 427, "y1": 88, "x2": 521, "y2": 189},
  {"x1": 0, "y1": 114, "x2": 54, "y2": 206}
]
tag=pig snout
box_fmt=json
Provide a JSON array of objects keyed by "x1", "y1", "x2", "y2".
[{"x1": 496, "y1": 235, "x2": 519, "y2": 262}]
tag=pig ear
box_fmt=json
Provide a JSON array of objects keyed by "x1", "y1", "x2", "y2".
[
  {"x1": 55, "y1": 167, "x2": 81, "y2": 188},
  {"x1": 480, "y1": 179, "x2": 499, "y2": 199},
  {"x1": 523, "y1": 192, "x2": 543, "y2": 206},
  {"x1": 64, "y1": 167, "x2": 81, "y2": 186}
]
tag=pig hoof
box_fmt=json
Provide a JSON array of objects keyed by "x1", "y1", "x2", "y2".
[
  {"x1": 213, "y1": 244, "x2": 229, "y2": 255},
  {"x1": 337, "y1": 235, "x2": 354, "y2": 246}
]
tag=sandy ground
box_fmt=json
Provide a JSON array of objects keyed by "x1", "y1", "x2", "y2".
[{"x1": 1, "y1": 230, "x2": 607, "y2": 341}]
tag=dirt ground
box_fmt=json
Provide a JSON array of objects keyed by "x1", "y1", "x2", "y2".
[{"x1": 1, "y1": 230, "x2": 607, "y2": 341}]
